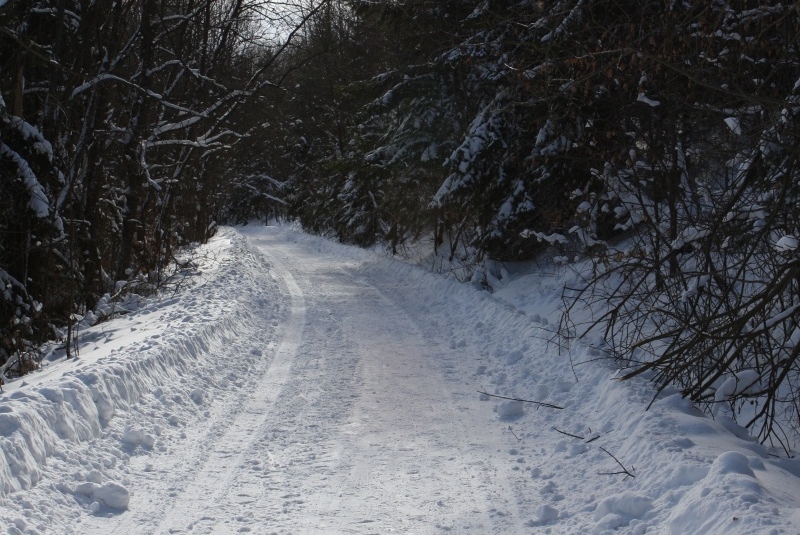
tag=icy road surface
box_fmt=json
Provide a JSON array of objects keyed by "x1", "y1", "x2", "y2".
[{"x1": 1, "y1": 226, "x2": 799, "y2": 534}]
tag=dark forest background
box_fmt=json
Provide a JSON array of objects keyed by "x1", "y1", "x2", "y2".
[{"x1": 2, "y1": 0, "x2": 799, "y2": 447}]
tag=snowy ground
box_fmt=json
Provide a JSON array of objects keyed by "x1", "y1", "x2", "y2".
[{"x1": 1, "y1": 225, "x2": 799, "y2": 534}]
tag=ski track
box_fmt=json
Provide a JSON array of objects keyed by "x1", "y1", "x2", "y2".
[{"x1": 150, "y1": 246, "x2": 308, "y2": 534}]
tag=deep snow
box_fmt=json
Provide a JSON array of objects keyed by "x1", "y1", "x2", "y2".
[{"x1": 0, "y1": 225, "x2": 798, "y2": 534}]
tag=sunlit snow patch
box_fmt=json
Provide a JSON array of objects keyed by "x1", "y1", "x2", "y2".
[
  {"x1": 725, "y1": 117, "x2": 742, "y2": 135},
  {"x1": 775, "y1": 235, "x2": 798, "y2": 252}
]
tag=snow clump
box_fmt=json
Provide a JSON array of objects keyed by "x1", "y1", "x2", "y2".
[
  {"x1": 775, "y1": 235, "x2": 798, "y2": 252},
  {"x1": 496, "y1": 399, "x2": 525, "y2": 419},
  {"x1": 121, "y1": 426, "x2": 155, "y2": 449},
  {"x1": 76, "y1": 481, "x2": 131, "y2": 510}
]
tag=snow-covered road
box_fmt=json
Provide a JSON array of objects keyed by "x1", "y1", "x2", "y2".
[
  {"x1": 115, "y1": 227, "x2": 525, "y2": 533},
  {"x1": 2, "y1": 226, "x2": 799, "y2": 534}
]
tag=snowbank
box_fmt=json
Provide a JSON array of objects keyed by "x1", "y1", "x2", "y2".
[{"x1": 0, "y1": 228, "x2": 284, "y2": 517}]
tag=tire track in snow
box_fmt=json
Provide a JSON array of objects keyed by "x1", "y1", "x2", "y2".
[
  {"x1": 150, "y1": 249, "x2": 307, "y2": 534},
  {"x1": 369, "y1": 279, "x2": 528, "y2": 534},
  {"x1": 306, "y1": 278, "x2": 527, "y2": 534}
]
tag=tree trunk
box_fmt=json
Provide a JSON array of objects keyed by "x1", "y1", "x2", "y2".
[{"x1": 117, "y1": 0, "x2": 157, "y2": 280}]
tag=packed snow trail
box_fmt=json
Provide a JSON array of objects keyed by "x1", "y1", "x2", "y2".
[
  {"x1": 1, "y1": 226, "x2": 799, "y2": 534},
  {"x1": 150, "y1": 228, "x2": 525, "y2": 533},
  {"x1": 128, "y1": 228, "x2": 516, "y2": 533}
]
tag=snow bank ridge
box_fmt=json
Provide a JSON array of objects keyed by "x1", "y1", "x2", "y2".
[{"x1": 0, "y1": 230, "x2": 273, "y2": 498}]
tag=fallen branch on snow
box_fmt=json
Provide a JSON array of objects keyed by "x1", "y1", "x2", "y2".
[
  {"x1": 552, "y1": 426, "x2": 602, "y2": 442},
  {"x1": 598, "y1": 446, "x2": 635, "y2": 480},
  {"x1": 477, "y1": 390, "x2": 564, "y2": 409}
]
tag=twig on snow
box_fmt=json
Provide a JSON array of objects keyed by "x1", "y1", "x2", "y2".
[
  {"x1": 552, "y1": 426, "x2": 603, "y2": 443},
  {"x1": 477, "y1": 390, "x2": 564, "y2": 410},
  {"x1": 598, "y1": 446, "x2": 635, "y2": 480},
  {"x1": 552, "y1": 427, "x2": 584, "y2": 440}
]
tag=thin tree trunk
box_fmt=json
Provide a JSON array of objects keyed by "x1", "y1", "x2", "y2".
[{"x1": 118, "y1": 0, "x2": 158, "y2": 280}]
